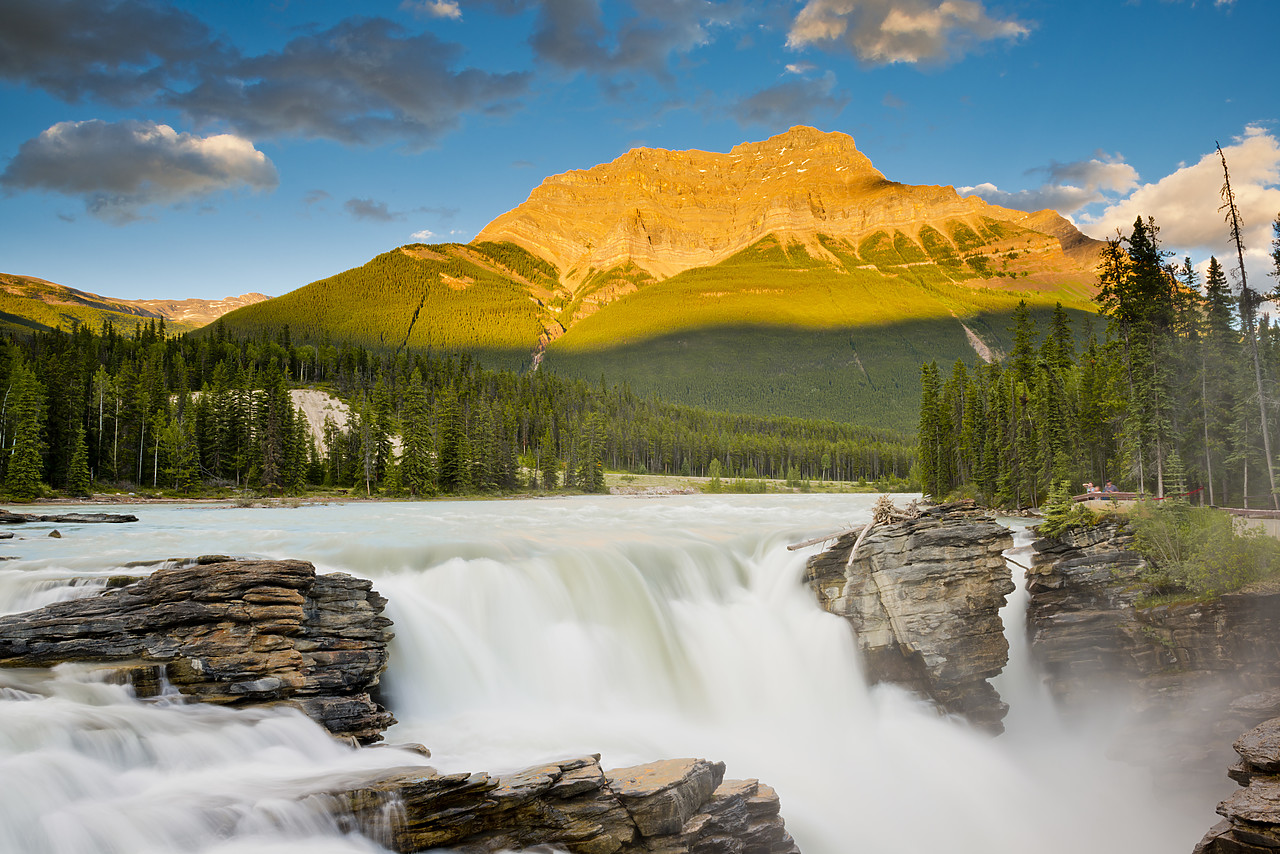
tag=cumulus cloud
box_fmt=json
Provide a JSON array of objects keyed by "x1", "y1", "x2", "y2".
[
  {"x1": 1079, "y1": 126, "x2": 1280, "y2": 280},
  {"x1": 402, "y1": 0, "x2": 463, "y2": 19},
  {"x1": 960, "y1": 154, "x2": 1139, "y2": 214},
  {"x1": 0, "y1": 119, "x2": 277, "y2": 224},
  {"x1": 785, "y1": 62, "x2": 816, "y2": 74},
  {"x1": 477, "y1": 0, "x2": 743, "y2": 83},
  {"x1": 787, "y1": 0, "x2": 1029, "y2": 65},
  {"x1": 173, "y1": 18, "x2": 529, "y2": 150},
  {"x1": 4, "y1": 3, "x2": 528, "y2": 150},
  {"x1": 729, "y1": 70, "x2": 849, "y2": 128},
  {"x1": 344, "y1": 198, "x2": 404, "y2": 222},
  {"x1": 0, "y1": 0, "x2": 226, "y2": 104},
  {"x1": 410, "y1": 229, "x2": 437, "y2": 240}
]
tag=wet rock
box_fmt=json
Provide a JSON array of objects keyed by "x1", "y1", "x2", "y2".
[
  {"x1": 1026, "y1": 522, "x2": 1280, "y2": 775},
  {"x1": 326, "y1": 755, "x2": 799, "y2": 854},
  {"x1": 806, "y1": 499, "x2": 1014, "y2": 730},
  {"x1": 0, "y1": 558, "x2": 394, "y2": 742},
  {"x1": 1235, "y1": 719, "x2": 1280, "y2": 775},
  {"x1": 0, "y1": 509, "x2": 138, "y2": 524},
  {"x1": 1196, "y1": 718, "x2": 1280, "y2": 853},
  {"x1": 47, "y1": 530, "x2": 60, "y2": 538}
]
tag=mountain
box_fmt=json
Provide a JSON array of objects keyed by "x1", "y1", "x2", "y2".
[
  {"x1": 0, "y1": 273, "x2": 267, "y2": 335},
  {"x1": 217, "y1": 127, "x2": 1105, "y2": 430},
  {"x1": 477, "y1": 125, "x2": 1099, "y2": 297}
]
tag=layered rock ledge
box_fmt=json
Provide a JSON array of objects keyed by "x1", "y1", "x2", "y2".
[
  {"x1": 325, "y1": 754, "x2": 798, "y2": 854},
  {"x1": 805, "y1": 499, "x2": 1014, "y2": 730},
  {"x1": 0, "y1": 558, "x2": 803, "y2": 852},
  {"x1": 0, "y1": 557, "x2": 394, "y2": 742},
  {"x1": 1196, "y1": 717, "x2": 1280, "y2": 853},
  {"x1": 1027, "y1": 522, "x2": 1280, "y2": 773},
  {"x1": 0, "y1": 509, "x2": 138, "y2": 524}
]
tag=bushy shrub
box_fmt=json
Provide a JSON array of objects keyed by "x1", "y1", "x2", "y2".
[{"x1": 1129, "y1": 500, "x2": 1280, "y2": 598}]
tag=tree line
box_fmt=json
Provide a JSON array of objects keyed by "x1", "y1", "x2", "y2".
[
  {"x1": 0, "y1": 316, "x2": 915, "y2": 500},
  {"x1": 918, "y1": 207, "x2": 1280, "y2": 510}
]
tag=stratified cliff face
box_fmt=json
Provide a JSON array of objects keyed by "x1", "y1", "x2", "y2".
[
  {"x1": 1027, "y1": 523, "x2": 1280, "y2": 773},
  {"x1": 806, "y1": 500, "x2": 1014, "y2": 730},
  {"x1": 476, "y1": 126, "x2": 1101, "y2": 289},
  {"x1": 0, "y1": 557, "x2": 395, "y2": 743},
  {"x1": 1196, "y1": 717, "x2": 1280, "y2": 854}
]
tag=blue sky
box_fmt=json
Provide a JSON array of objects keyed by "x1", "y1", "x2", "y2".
[{"x1": 2, "y1": 0, "x2": 1278, "y2": 301}]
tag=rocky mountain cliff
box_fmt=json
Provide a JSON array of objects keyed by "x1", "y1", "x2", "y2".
[
  {"x1": 0, "y1": 272, "x2": 266, "y2": 333},
  {"x1": 477, "y1": 125, "x2": 1103, "y2": 292}
]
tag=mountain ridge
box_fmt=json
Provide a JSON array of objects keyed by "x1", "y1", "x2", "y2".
[
  {"x1": 477, "y1": 126, "x2": 1103, "y2": 295},
  {"x1": 0, "y1": 273, "x2": 268, "y2": 334},
  {"x1": 207, "y1": 126, "x2": 1105, "y2": 428}
]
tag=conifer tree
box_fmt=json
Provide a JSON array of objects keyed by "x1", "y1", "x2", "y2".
[
  {"x1": 576, "y1": 412, "x2": 607, "y2": 493},
  {"x1": 436, "y1": 387, "x2": 467, "y2": 493},
  {"x1": 538, "y1": 426, "x2": 559, "y2": 490},
  {"x1": 917, "y1": 361, "x2": 942, "y2": 497},
  {"x1": 400, "y1": 370, "x2": 436, "y2": 496},
  {"x1": 5, "y1": 362, "x2": 45, "y2": 500},
  {"x1": 67, "y1": 422, "x2": 91, "y2": 497}
]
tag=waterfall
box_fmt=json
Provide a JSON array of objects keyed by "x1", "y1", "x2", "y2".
[{"x1": 0, "y1": 497, "x2": 1215, "y2": 853}]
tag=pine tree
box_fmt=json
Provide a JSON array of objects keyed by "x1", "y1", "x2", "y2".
[
  {"x1": 5, "y1": 362, "x2": 45, "y2": 500},
  {"x1": 538, "y1": 426, "x2": 559, "y2": 491},
  {"x1": 436, "y1": 387, "x2": 467, "y2": 493},
  {"x1": 400, "y1": 370, "x2": 436, "y2": 496},
  {"x1": 917, "y1": 361, "x2": 941, "y2": 497},
  {"x1": 576, "y1": 412, "x2": 606, "y2": 493},
  {"x1": 67, "y1": 422, "x2": 92, "y2": 497}
]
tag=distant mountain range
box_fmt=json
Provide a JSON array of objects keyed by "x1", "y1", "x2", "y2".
[
  {"x1": 0, "y1": 273, "x2": 267, "y2": 335},
  {"x1": 11, "y1": 127, "x2": 1104, "y2": 430}
]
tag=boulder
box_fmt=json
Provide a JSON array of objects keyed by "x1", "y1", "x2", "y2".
[
  {"x1": 1195, "y1": 718, "x2": 1280, "y2": 854},
  {"x1": 325, "y1": 755, "x2": 800, "y2": 854},
  {"x1": 806, "y1": 499, "x2": 1014, "y2": 730},
  {"x1": 0, "y1": 558, "x2": 394, "y2": 742},
  {"x1": 0, "y1": 509, "x2": 138, "y2": 523}
]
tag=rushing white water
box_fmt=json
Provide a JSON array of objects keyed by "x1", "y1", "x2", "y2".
[{"x1": 0, "y1": 496, "x2": 1220, "y2": 853}]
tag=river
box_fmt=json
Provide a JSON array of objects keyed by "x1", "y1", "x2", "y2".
[{"x1": 0, "y1": 494, "x2": 1218, "y2": 853}]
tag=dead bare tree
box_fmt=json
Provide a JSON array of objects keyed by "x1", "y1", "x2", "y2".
[{"x1": 1218, "y1": 141, "x2": 1278, "y2": 510}]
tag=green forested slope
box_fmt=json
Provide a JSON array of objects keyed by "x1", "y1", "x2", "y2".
[
  {"x1": 0, "y1": 274, "x2": 187, "y2": 335},
  {"x1": 211, "y1": 230, "x2": 1098, "y2": 431},
  {"x1": 211, "y1": 243, "x2": 556, "y2": 371},
  {"x1": 543, "y1": 232, "x2": 1098, "y2": 431}
]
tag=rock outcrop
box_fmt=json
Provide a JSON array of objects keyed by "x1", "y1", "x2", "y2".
[
  {"x1": 1027, "y1": 522, "x2": 1280, "y2": 773},
  {"x1": 806, "y1": 499, "x2": 1014, "y2": 730},
  {"x1": 1196, "y1": 717, "x2": 1280, "y2": 853},
  {"x1": 327, "y1": 754, "x2": 799, "y2": 854},
  {"x1": 0, "y1": 509, "x2": 138, "y2": 523},
  {"x1": 477, "y1": 125, "x2": 1104, "y2": 291},
  {"x1": 0, "y1": 557, "x2": 394, "y2": 742}
]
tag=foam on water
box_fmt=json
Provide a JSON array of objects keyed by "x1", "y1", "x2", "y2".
[{"x1": 0, "y1": 496, "x2": 1217, "y2": 853}]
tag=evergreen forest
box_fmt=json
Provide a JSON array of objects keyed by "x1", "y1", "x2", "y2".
[
  {"x1": 0, "y1": 318, "x2": 915, "y2": 501},
  {"x1": 918, "y1": 212, "x2": 1280, "y2": 510}
]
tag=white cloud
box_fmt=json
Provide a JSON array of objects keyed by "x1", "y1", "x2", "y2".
[
  {"x1": 0, "y1": 119, "x2": 277, "y2": 224},
  {"x1": 411, "y1": 229, "x2": 437, "y2": 240},
  {"x1": 785, "y1": 62, "x2": 816, "y2": 75},
  {"x1": 960, "y1": 154, "x2": 1139, "y2": 215},
  {"x1": 787, "y1": 0, "x2": 1028, "y2": 65},
  {"x1": 1079, "y1": 126, "x2": 1280, "y2": 284},
  {"x1": 402, "y1": 0, "x2": 462, "y2": 19}
]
